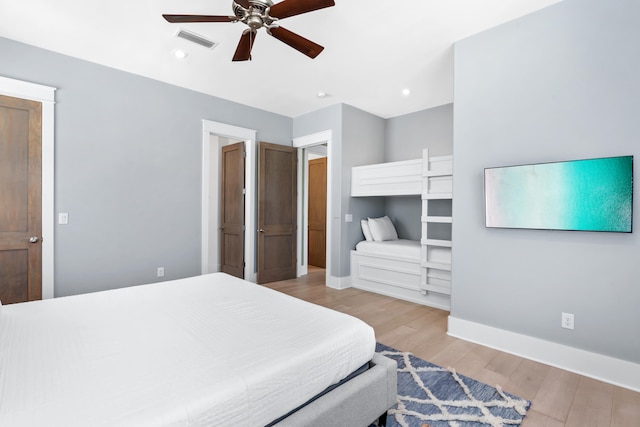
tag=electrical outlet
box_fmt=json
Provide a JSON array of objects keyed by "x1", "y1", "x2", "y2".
[
  {"x1": 157, "y1": 267, "x2": 165, "y2": 278},
  {"x1": 561, "y1": 312, "x2": 575, "y2": 330}
]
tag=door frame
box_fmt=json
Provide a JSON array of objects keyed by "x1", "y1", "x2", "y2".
[
  {"x1": 293, "y1": 130, "x2": 333, "y2": 285},
  {"x1": 0, "y1": 76, "x2": 55, "y2": 299},
  {"x1": 201, "y1": 120, "x2": 256, "y2": 282}
]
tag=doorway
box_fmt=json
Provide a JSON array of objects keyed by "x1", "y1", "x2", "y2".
[
  {"x1": 0, "y1": 76, "x2": 55, "y2": 299},
  {"x1": 294, "y1": 130, "x2": 338, "y2": 288},
  {"x1": 220, "y1": 141, "x2": 245, "y2": 278},
  {"x1": 307, "y1": 152, "x2": 327, "y2": 268},
  {"x1": 0, "y1": 95, "x2": 42, "y2": 303},
  {"x1": 201, "y1": 120, "x2": 256, "y2": 282}
]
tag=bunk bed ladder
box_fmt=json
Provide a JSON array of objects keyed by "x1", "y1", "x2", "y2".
[{"x1": 420, "y1": 149, "x2": 453, "y2": 301}]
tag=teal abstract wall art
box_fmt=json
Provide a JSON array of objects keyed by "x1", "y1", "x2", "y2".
[{"x1": 484, "y1": 156, "x2": 633, "y2": 232}]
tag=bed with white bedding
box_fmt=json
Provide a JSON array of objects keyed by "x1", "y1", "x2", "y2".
[
  {"x1": 350, "y1": 215, "x2": 449, "y2": 310},
  {"x1": 351, "y1": 238, "x2": 450, "y2": 310},
  {"x1": 0, "y1": 273, "x2": 397, "y2": 427},
  {"x1": 351, "y1": 236, "x2": 423, "y2": 301},
  {"x1": 355, "y1": 239, "x2": 421, "y2": 259}
]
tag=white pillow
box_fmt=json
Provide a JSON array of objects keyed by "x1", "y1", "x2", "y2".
[
  {"x1": 361, "y1": 219, "x2": 373, "y2": 241},
  {"x1": 368, "y1": 216, "x2": 398, "y2": 241}
]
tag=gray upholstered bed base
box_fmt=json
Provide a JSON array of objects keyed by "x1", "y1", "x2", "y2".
[{"x1": 274, "y1": 353, "x2": 398, "y2": 427}]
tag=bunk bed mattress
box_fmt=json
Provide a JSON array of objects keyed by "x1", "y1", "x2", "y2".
[
  {"x1": 355, "y1": 239, "x2": 421, "y2": 260},
  {"x1": 0, "y1": 273, "x2": 376, "y2": 427}
]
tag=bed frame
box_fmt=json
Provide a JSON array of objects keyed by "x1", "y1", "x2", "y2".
[
  {"x1": 274, "y1": 353, "x2": 397, "y2": 427},
  {"x1": 351, "y1": 149, "x2": 453, "y2": 311}
]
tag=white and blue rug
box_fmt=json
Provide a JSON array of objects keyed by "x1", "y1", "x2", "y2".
[{"x1": 374, "y1": 343, "x2": 531, "y2": 427}]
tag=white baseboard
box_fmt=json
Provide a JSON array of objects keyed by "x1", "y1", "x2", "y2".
[
  {"x1": 448, "y1": 316, "x2": 640, "y2": 392},
  {"x1": 326, "y1": 275, "x2": 351, "y2": 290}
]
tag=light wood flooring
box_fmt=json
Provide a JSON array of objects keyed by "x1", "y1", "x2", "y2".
[{"x1": 262, "y1": 267, "x2": 640, "y2": 427}]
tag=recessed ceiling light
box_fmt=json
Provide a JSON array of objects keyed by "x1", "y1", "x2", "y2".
[
  {"x1": 402, "y1": 88, "x2": 411, "y2": 96},
  {"x1": 172, "y1": 49, "x2": 188, "y2": 60}
]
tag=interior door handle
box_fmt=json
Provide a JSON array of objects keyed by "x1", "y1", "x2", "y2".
[
  {"x1": 29, "y1": 236, "x2": 39, "y2": 243},
  {"x1": 258, "y1": 229, "x2": 264, "y2": 232}
]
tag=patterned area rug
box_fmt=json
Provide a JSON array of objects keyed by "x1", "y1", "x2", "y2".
[{"x1": 374, "y1": 343, "x2": 531, "y2": 427}]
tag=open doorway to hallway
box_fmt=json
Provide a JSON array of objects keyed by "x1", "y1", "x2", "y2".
[
  {"x1": 201, "y1": 120, "x2": 257, "y2": 282},
  {"x1": 294, "y1": 129, "x2": 333, "y2": 285},
  {"x1": 307, "y1": 146, "x2": 327, "y2": 270}
]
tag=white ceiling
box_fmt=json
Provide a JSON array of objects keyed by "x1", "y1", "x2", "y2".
[{"x1": 0, "y1": 0, "x2": 561, "y2": 119}]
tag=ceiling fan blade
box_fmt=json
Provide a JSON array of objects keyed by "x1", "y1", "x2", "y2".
[
  {"x1": 232, "y1": 30, "x2": 257, "y2": 61},
  {"x1": 268, "y1": 26, "x2": 324, "y2": 59},
  {"x1": 269, "y1": 0, "x2": 335, "y2": 19},
  {"x1": 235, "y1": 0, "x2": 251, "y2": 8},
  {"x1": 163, "y1": 14, "x2": 236, "y2": 23}
]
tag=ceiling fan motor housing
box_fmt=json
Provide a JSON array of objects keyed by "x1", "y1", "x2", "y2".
[
  {"x1": 247, "y1": 15, "x2": 264, "y2": 29},
  {"x1": 234, "y1": 0, "x2": 275, "y2": 29}
]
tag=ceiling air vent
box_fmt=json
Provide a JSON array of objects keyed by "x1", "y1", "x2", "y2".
[{"x1": 174, "y1": 28, "x2": 218, "y2": 49}]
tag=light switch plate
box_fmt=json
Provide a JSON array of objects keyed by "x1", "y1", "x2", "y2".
[
  {"x1": 58, "y1": 213, "x2": 69, "y2": 225},
  {"x1": 345, "y1": 214, "x2": 353, "y2": 223}
]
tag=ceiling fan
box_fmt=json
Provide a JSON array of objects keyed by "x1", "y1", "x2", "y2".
[{"x1": 163, "y1": 0, "x2": 335, "y2": 61}]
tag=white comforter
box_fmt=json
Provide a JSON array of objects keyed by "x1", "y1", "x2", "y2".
[{"x1": 0, "y1": 273, "x2": 375, "y2": 426}]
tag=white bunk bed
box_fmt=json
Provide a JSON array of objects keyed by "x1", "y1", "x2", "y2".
[{"x1": 350, "y1": 149, "x2": 453, "y2": 311}]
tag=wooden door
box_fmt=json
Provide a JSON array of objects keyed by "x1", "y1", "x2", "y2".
[
  {"x1": 220, "y1": 142, "x2": 245, "y2": 278},
  {"x1": 308, "y1": 157, "x2": 326, "y2": 268},
  {"x1": 257, "y1": 142, "x2": 297, "y2": 284},
  {"x1": 0, "y1": 95, "x2": 42, "y2": 304}
]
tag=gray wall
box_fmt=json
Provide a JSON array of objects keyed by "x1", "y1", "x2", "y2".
[
  {"x1": 453, "y1": 0, "x2": 640, "y2": 363},
  {"x1": 0, "y1": 37, "x2": 292, "y2": 297},
  {"x1": 385, "y1": 104, "x2": 453, "y2": 161},
  {"x1": 293, "y1": 104, "x2": 386, "y2": 278},
  {"x1": 2, "y1": 33, "x2": 431, "y2": 289},
  {"x1": 341, "y1": 105, "x2": 386, "y2": 276},
  {"x1": 384, "y1": 104, "x2": 454, "y2": 240}
]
